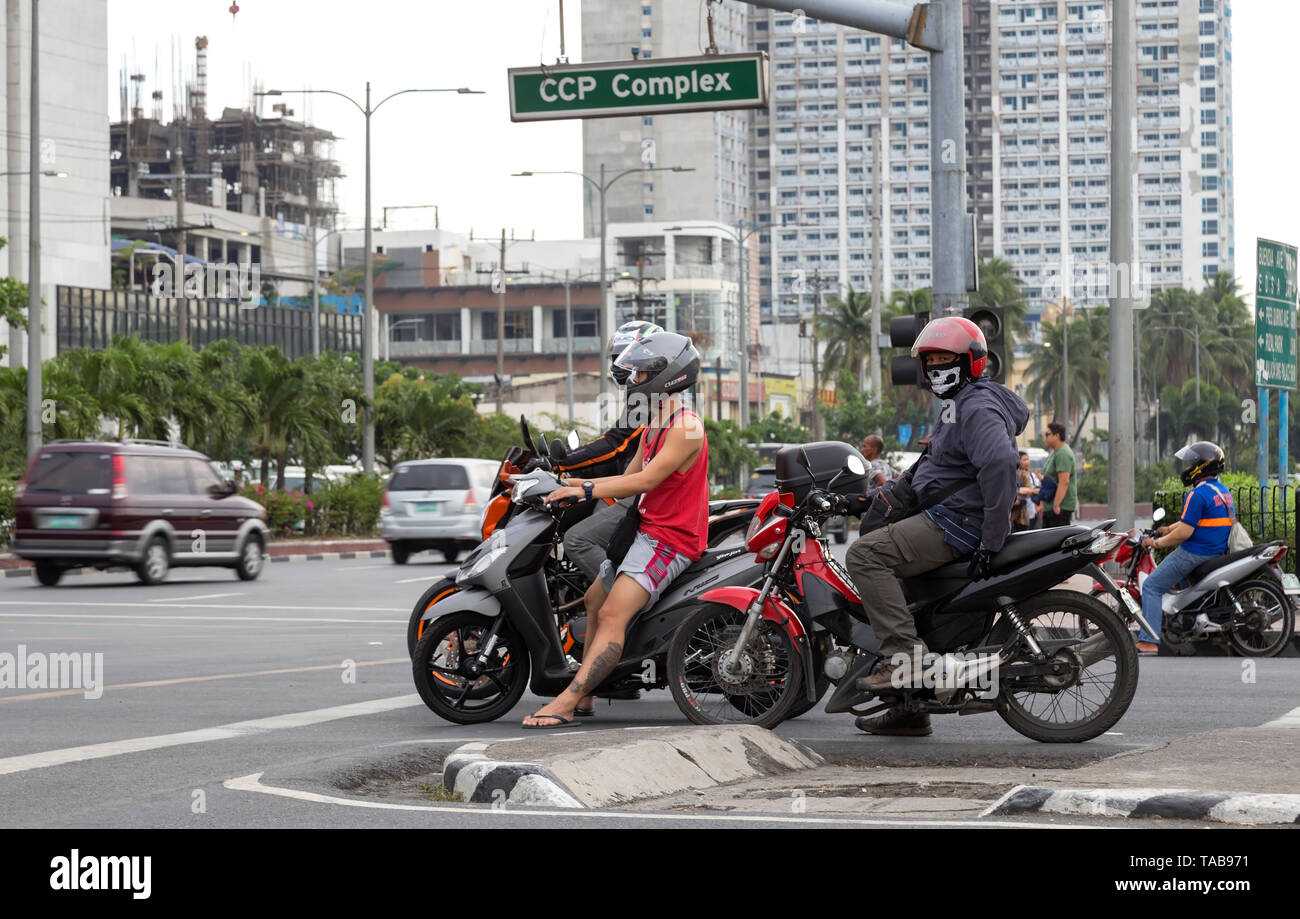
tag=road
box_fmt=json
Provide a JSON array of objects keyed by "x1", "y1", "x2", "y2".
[{"x1": 1, "y1": 548, "x2": 1297, "y2": 828}]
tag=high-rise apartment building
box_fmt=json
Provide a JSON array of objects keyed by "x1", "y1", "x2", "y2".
[
  {"x1": 581, "y1": 0, "x2": 752, "y2": 234},
  {"x1": 749, "y1": 0, "x2": 1233, "y2": 326}
]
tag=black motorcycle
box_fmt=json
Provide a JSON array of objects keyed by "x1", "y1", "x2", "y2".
[
  {"x1": 667, "y1": 442, "x2": 1140, "y2": 743},
  {"x1": 410, "y1": 454, "x2": 770, "y2": 724}
]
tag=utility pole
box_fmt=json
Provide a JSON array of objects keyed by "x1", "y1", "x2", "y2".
[
  {"x1": 308, "y1": 156, "x2": 319, "y2": 357},
  {"x1": 1108, "y1": 0, "x2": 1136, "y2": 530},
  {"x1": 175, "y1": 144, "x2": 188, "y2": 344},
  {"x1": 496, "y1": 227, "x2": 506, "y2": 414},
  {"x1": 738, "y1": 217, "x2": 752, "y2": 430},
  {"x1": 811, "y1": 277, "x2": 823, "y2": 441},
  {"x1": 869, "y1": 127, "x2": 883, "y2": 399},
  {"x1": 564, "y1": 269, "x2": 574, "y2": 425},
  {"x1": 25, "y1": 0, "x2": 40, "y2": 459}
]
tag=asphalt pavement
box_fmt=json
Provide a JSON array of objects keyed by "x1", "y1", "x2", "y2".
[{"x1": 1, "y1": 545, "x2": 1298, "y2": 828}]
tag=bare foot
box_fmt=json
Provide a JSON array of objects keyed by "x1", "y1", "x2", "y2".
[{"x1": 575, "y1": 695, "x2": 595, "y2": 715}]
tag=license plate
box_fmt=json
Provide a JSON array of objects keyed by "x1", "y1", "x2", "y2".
[
  {"x1": 1281, "y1": 573, "x2": 1300, "y2": 594},
  {"x1": 42, "y1": 515, "x2": 83, "y2": 529},
  {"x1": 1120, "y1": 591, "x2": 1141, "y2": 616},
  {"x1": 413, "y1": 502, "x2": 441, "y2": 515}
]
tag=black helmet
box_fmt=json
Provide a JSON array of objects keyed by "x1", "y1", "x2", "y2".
[
  {"x1": 1174, "y1": 441, "x2": 1225, "y2": 487},
  {"x1": 613, "y1": 331, "x2": 700, "y2": 401},
  {"x1": 608, "y1": 320, "x2": 664, "y2": 385}
]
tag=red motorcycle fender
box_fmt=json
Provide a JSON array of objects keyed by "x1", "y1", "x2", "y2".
[{"x1": 698, "y1": 587, "x2": 817, "y2": 703}]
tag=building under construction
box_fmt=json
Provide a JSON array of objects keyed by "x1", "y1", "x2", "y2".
[{"x1": 109, "y1": 36, "x2": 342, "y2": 231}]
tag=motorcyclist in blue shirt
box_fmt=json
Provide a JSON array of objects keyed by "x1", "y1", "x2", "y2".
[{"x1": 1137, "y1": 441, "x2": 1233, "y2": 653}]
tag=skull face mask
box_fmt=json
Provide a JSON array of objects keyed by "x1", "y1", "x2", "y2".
[{"x1": 925, "y1": 357, "x2": 966, "y2": 396}]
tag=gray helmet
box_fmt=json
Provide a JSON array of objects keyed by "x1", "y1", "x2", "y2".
[
  {"x1": 613, "y1": 331, "x2": 700, "y2": 400},
  {"x1": 608, "y1": 320, "x2": 664, "y2": 385}
]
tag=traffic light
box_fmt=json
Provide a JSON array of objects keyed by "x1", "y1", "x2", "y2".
[
  {"x1": 963, "y1": 305, "x2": 1006, "y2": 383},
  {"x1": 889, "y1": 311, "x2": 930, "y2": 386}
]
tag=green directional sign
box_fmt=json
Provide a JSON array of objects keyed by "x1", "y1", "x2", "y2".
[
  {"x1": 509, "y1": 53, "x2": 768, "y2": 122},
  {"x1": 1255, "y1": 238, "x2": 1299, "y2": 390}
]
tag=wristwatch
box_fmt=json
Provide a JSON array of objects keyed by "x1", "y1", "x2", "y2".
[{"x1": 582, "y1": 481, "x2": 595, "y2": 500}]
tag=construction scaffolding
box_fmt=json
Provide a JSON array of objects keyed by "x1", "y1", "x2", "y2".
[{"x1": 110, "y1": 36, "x2": 343, "y2": 231}]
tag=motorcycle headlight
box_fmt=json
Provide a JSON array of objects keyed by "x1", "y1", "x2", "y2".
[{"x1": 457, "y1": 530, "x2": 508, "y2": 583}]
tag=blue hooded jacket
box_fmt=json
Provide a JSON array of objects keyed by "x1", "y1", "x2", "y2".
[{"x1": 910, "y1": 379, "x2": 1030, "y2": 552}]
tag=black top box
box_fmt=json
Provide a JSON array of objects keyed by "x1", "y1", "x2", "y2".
[{"x1": 774, "y1": 441, "x2": 869, "y2": 502}]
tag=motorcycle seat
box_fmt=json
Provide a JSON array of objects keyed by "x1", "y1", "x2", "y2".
[
  {"x1": 708, "y1": 499, "x2": 759, "y2": 516},
  {"x1": 925, "y1": 524, "x2": 1094, "y2": 579},
  {"x1": 1184, "y1": 542, "x2": 1275, "y2": 583},
  {"x1": 681, "y1": 546, "x2": 748, "y2": 577}
]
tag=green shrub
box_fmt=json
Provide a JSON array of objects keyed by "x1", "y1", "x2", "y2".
[
  {"x1": 305, "y1": 473, "x2": 386, "y2": 537},
  {"x1": 0, "y1": 478, "x2": 14, "y2": 545},
  {"x1": 239, "y1": 482, "x2": 312, "y2": 536}
]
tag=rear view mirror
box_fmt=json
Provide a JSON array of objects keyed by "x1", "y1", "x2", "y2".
[
  {"x1": 845, "y1": 455, "x2": 866, "y2": 476},
  {"x1": 1152, "y1": 507, "x2": 1167, "y2": 523},
  {"x1": 797, "y1": 447, "x2": 813, "y2": 474},
  {"x1": 567, "y1": 430, "x2": 580, "y2": 452}
]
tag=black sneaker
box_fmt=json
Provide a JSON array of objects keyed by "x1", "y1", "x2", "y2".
[{"x1": 854, "y1": 708, "x2": 933, "y2": 737}]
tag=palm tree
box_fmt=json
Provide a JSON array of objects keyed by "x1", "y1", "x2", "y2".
[
  {"x1": 816, "y1": 283, "x2": 874, "y2": 389},
  {"x1": 1023, "y1": 310, "x2": 1107, "y2": 440},
  {"x1": 970, "y1": 256, "x2": 1030, "y2": 343}
]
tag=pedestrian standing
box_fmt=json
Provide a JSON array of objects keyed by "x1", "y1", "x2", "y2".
[
  {"x1": 1011, "y1": 450, "x2": 1040, "y2": 532},
  {"x1": 1040, "y1": 422, "x2": 1078, "y2": 527}
]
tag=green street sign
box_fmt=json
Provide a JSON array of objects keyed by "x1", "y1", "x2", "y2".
[
  {"x1": 508, "y1": 53, "x2": 768, "y2": 122},
  {"x1": 1255, "y1": 237, "x2": 1299, "y2": 390}
]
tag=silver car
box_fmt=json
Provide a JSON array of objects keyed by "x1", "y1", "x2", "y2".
[{"x1": 381, "y1": 458, "x2": 499, "y2": 564}]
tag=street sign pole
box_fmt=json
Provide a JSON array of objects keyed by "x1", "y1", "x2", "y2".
[{"x1": 1259, "y1": 388, "x2": 1269, "y2": 489}]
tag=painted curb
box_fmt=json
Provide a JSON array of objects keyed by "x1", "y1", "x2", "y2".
[
  {"x1": 983, "y1": 785, "x2": 1300, "y2": 825},
  {"x1": 442, "y1": 742, "x2": 585, "y2": 809}
]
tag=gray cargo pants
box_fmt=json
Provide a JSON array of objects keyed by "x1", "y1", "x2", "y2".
[
  {"x1": 844, "y1": 513, "x2": 960, "y2": 659},
  {"x1": 563, "y1": 496, "x2": 635, "y2": 582}
]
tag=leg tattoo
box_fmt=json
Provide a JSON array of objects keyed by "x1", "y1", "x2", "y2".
[{"x1": 567, "y1": 642, "x2": 623, "y2": 697}]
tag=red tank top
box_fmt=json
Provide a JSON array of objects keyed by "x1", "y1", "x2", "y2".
[{"x1": 638, "y1": 408, "x2": 709, "y2": 562}]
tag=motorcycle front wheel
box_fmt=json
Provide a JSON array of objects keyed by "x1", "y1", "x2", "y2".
[
  {"x1": 993, "y1": 590, "x2": 1138, "y2": 743},
  {"x1": 1226, "y1": 578, "x2": 1296, "y2": 658},
  {"x1": 412, "y1": 611, "x2": 529, "y2": 724},
  {"x1": 667, "y1": 602, "x2": 803, "y2": 729},
  {"x1": 407, "y1": 578, "x2": 460, "y2": 658}
]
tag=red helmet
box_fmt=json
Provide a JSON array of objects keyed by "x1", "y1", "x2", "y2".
[{"x1": 910, "y1": 316, "x2": 988, "y2": 380}]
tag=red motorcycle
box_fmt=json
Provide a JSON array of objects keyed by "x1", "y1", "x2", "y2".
[
  {"x1": 666, "y1": 442, "x2": 1140, "y2": 742},
  {"x1": 1088, "y1": 512, "x2": 1161, "y2": 642}
]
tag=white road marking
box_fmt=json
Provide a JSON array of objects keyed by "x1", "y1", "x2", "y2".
[
  {"x1": 333, "y1": 564, "x2": 397, "y2": 571},
  {"x1": 394, "y1": 576, "x2": 443, "y2": 584},
  {"x1": 0, "y1": 658, "x2": 407, "y2": 704},
  {"x1": 147, "y1": 592, "x2": 244, "y2": 603},
  {"x1": 223, "y1": 773, "x2": 1095, "y2": 828},
  {"x1": 0, "y1": 693, "x2": 424, "y2": 777},
  {"x1": 0, "y1": 612, "x2": 402, "y2": 625},
  {"x1": 1262, "y1": 705, "x2": 1300, "y2": 729},
  {"x1": 0, "y1": 602, "x2": 402, "y2": 615}
]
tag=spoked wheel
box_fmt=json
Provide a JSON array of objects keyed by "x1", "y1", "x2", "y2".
[
  {"x1": 667, "y1": 602, "x2": 803, "y2": 729},
  {"x1": 1227, "y1": 578, "x2": 1296, "y2": 658},
  {"x1": 412, "y1": 611, "x2": 529, "y2": 724},
  {"x1": 993, "y1": 590, "x2": 1138, "y2": 743}
]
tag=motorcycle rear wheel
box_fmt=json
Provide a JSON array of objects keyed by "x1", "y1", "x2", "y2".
[
  {"x1": 667, "y1": 602, "x2": 804, "y2": 729},
  {"x1": 412, "y1": 611, "x2": 529, "y2": 724},
  {"x1": 1226, "y1": 578, "x2": 1296, "y2": 658},
  {"x1": 994, "y1": 590, "x2": 1138, "y2": 743}
]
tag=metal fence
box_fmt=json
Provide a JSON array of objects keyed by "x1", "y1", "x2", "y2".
[
  {"x1": 1153, "y1": 485, "x2": 1296, "y2": 574},
  {"x1": 57, "y1": 286, "x2": 363, "y2": 359}
]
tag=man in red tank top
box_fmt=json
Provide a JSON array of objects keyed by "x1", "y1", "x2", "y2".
[{"x1": 524, "y1": 332, "x2": 707, "y2": 728}]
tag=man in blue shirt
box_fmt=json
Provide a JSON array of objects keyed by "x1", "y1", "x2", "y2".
[{"x1": 1138, "y1": 441, "x2": 1233, "y2": 652}]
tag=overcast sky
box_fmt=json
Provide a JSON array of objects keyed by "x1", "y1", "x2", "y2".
[{"x1": 108, "y1": 0, "x2": 1298, "y2": 301}]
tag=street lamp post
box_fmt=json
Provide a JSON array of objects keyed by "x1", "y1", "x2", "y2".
[
  {"x1": 531, "y1": 268, "x2": 603, "y2": 425},
  {"x1": 384, "y1": 316, "x2": 424, "y2": 362},
  {"x1": 513, "y1": 165, "x2": 694, "y2": 426},
  {"x1": 25, "y1": 0, "x2": 40, "y2": 459},
  {"x1": 257, "y1": 85, "x2": 482, "y2": 473}
]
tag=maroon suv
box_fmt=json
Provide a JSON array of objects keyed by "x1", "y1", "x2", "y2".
[{"x1": 12, "y1": 440, "x2": 269, "y2": 586}]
